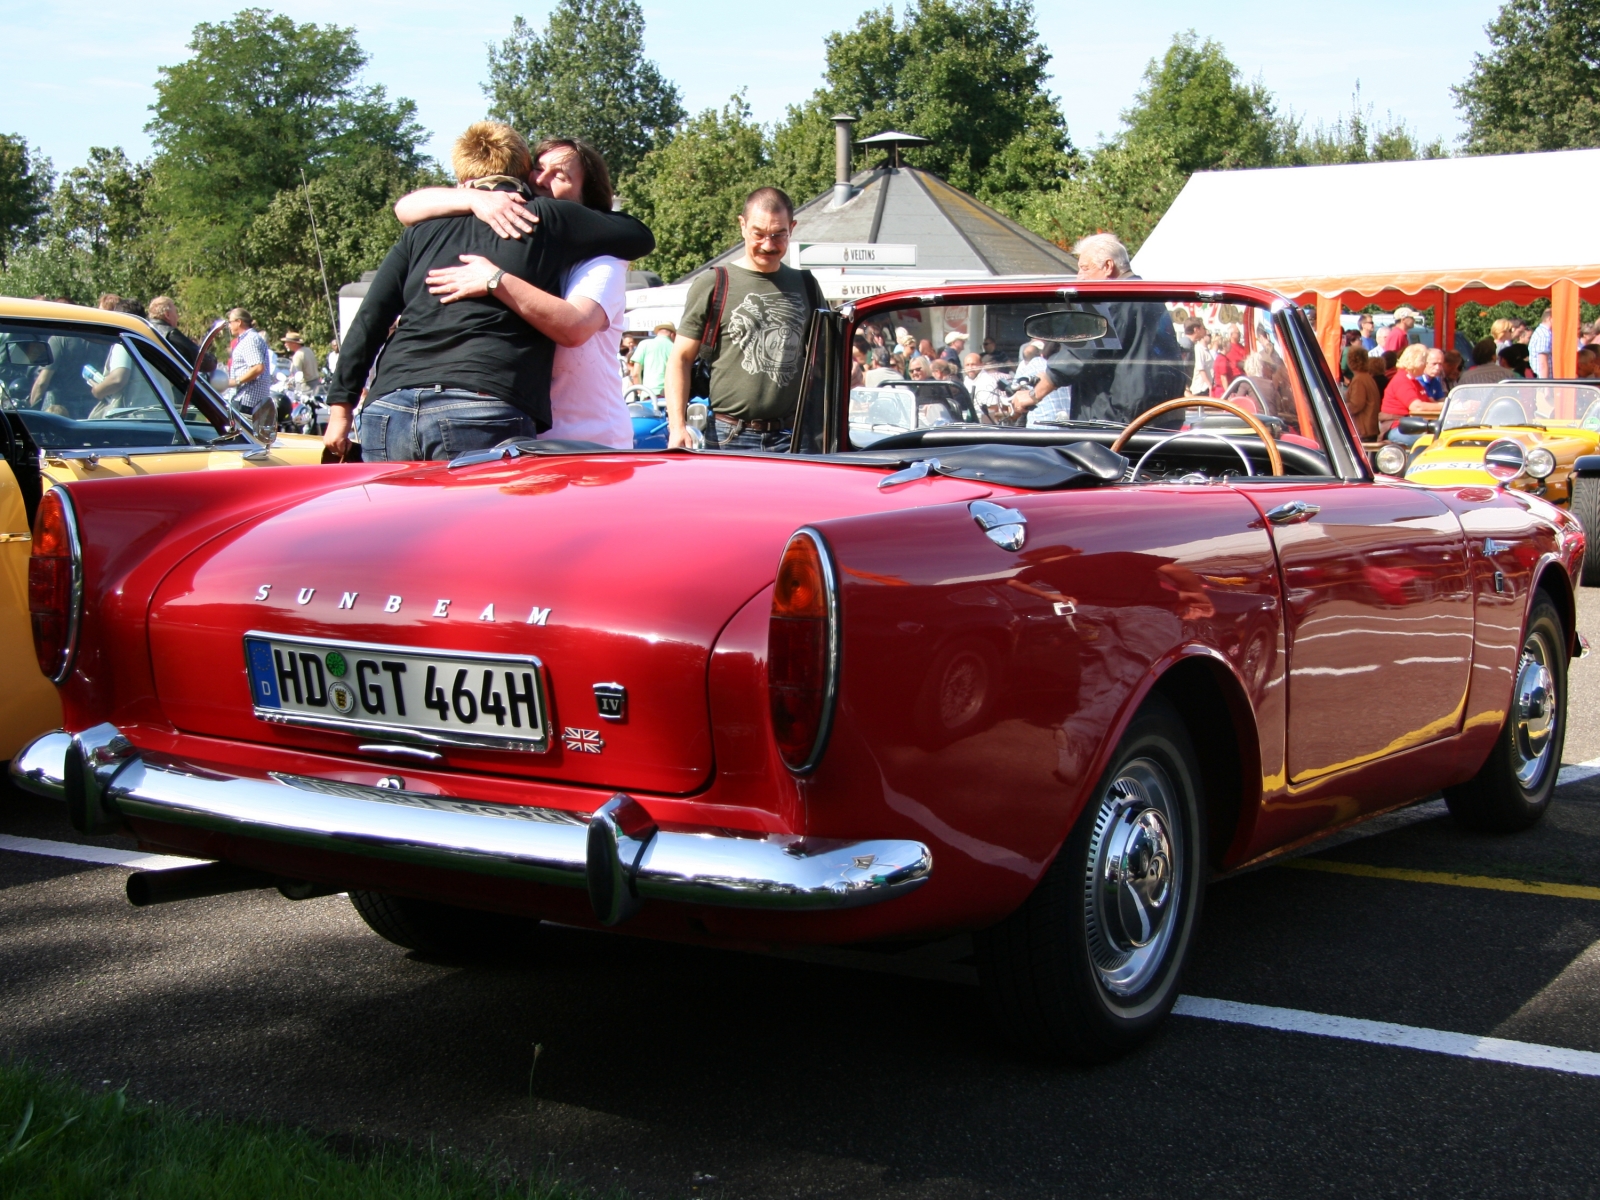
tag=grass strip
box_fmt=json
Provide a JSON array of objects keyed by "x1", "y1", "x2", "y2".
[
  {"x1": 1286, "y1": 857, "x2": 1600, "y2": 900},
  {"x1": 0, "y1": 1059, "x2": 592, "y2": 1199}
]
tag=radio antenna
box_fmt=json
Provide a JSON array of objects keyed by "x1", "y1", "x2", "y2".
[{"x1": 301, "y1": 169, "x2": 340, "y2": 344}]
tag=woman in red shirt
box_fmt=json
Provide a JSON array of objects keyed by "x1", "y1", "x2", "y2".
[{"x1": 1380, "y1": 344, "x2": 1440, "y2": 440}]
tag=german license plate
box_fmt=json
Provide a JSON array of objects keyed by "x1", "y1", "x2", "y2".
[{"x1": 244, "y1": 632, "x2": 549, "y2": 752}]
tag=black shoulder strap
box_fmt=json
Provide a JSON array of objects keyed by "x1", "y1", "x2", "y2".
[
  {"x1": 700, "y1": 267, "x2": 730, "y2": 352},
  {"x1": 801, "y1": 268, "x2": 825, "y2": 314}
]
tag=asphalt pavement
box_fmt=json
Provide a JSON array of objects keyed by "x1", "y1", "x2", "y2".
[{"x1": 5, "y1": 589, "x2": 1600, "y2": 1198}]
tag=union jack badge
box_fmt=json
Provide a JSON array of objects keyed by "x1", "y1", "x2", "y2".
[{"x1": 563, "y1": 727, "x2": 605, "y2": 754}]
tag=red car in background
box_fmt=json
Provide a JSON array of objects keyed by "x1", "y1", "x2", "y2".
[{"x1": 11, "y1": 282, "x2": 1584, "y2": 1062}]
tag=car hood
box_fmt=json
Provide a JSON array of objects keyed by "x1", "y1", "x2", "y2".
[{"x1": 146, "y1": 452, "x2": 997, "y2": 795}]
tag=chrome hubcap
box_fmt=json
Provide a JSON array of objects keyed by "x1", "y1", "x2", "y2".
[
  {"x1": 1084, "y1": 759, "x2": 1183, "y2": 996},
  {"x1": 1512, "y1": 632, "x2": 1558, "y2": 787}
]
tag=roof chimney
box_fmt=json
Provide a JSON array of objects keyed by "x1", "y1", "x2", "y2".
[{"x1": 831, "y1": 114, "x2": 857, "y2": 208}]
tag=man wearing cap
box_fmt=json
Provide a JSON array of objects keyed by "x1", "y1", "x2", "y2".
[
  {"x1": 282, "y1": 331, "x2": 321, "y2": 388},
  {"x1": 1382, "y1": 309, "x2": 1415, "y2": 355},
  {"x1": 941, "y1": 331, "x2": 966, "y2": 363},
  {"x1": 630, "y1": 322, "x2": 675, "y2": 396}
]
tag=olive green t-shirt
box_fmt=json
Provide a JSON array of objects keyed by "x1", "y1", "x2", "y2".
[{"x1": 680, "y1": 263, "x2": 816, "y2": 422}]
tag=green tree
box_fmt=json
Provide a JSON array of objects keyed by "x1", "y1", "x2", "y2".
[
  {"x1": 1454, "y1": 0, "x2": 1600, "y2": 153},
  {"x1": 146, "y1": 8, "x2": 426, "y2": 310},
  {"x1": 1276, "y1": 84, "x2": 1446, "y2": 164},
  {"x1": 0, "y1": 147, "x2": 172, "y2": 306},
  {"x1": 0, "y1": 134, "x2": 51, "y2": 269},
  {"x1": 625, "y1": 96, "x2": 770, "y2": 282},
  {"x1": 1121, "y1": 31, "x2": 1280, "y2": 173},
  {"x1": 484, "y1": 0, "x2": 684, "y2": 181},
  {"x1": 239, "y1": 153, "x2": 444, "y2": 347},
  {"x1": 774, "y1": 0, "x2": 1074, "y2": 209},
  {"x1": 1020, "y1": 135, "x2": 1187, "y2": 256}
]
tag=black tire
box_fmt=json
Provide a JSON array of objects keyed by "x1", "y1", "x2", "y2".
[
  {"x1": 348, "y1": 890, "x2": 539, "y2": 959},
  {"x1": 1571, "y1": 475, "x2": 1600, "y2": 587},
  {"x1": 1445, "y1": 593, "x2": 1566, "y2": 833},
  {"x1": 977, "y1": 693, "x2": 1206, "y2": 1063}
]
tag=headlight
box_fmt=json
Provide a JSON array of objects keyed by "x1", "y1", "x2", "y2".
[
  {"x1": 1483, "y1": 438, "x2": 1527, "y2": 484},
  {"x1": 1525, "y1": 446, "x2": 1557, "y2": 479},
  {"x1": 1375, "y1": 444, "x2": 1408, "y2": 476}
]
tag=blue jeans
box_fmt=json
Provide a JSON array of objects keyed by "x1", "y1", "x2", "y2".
[
  {"x1": 359, "y1": 388, "x2": 537, "y2": 462},
  {"x1": 707, "y1": 414, "x2": 791, "y2": 451}
]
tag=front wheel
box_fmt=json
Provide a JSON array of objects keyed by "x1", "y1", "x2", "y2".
[
  {"x1": 1445, "y1": 593, "x2": 1566, "y2": 832},
  {"x1": 1570, "y1": 475, "x2": 1600, "y2": 587},
  {"x1": 978, "y1": 694, "x2": 1206, "y2": 1063}
]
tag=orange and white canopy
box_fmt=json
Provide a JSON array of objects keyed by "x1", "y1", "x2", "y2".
[{"x1": 1132, "y1": 148, "x2": 1600, "y2": 375}]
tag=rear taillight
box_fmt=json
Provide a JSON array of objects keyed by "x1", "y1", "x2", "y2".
[
  {"x1": 768, "y1": 529, "x2": 838, "y2": 773},
  {"x1": 29, "y1": 488, "x2": 81, "y2": 681}
]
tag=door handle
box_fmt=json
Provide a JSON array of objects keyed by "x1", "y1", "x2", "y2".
[{"x1": 1265, "y1": 500, "x2": 1321, "y2": 525}]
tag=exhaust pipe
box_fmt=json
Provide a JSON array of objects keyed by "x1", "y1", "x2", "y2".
[{"x1": 126, "y1": 862, "x2": 275, "y2": 907}]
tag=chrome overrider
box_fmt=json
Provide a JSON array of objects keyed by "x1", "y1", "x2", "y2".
[{"x1": 9, "y1": 726, "x2": 932, "y2": 925}]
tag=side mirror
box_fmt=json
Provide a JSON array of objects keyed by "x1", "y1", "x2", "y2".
[
  {"x1": 1022, "y1": 309, "x2": 1110, "y2": 344},
  {"x1": 1397, "y1": 416, "x2": 1438, "y2": 436},
  {"x1": 231, "y1": 392, "x2": 278, "y2": 446}
]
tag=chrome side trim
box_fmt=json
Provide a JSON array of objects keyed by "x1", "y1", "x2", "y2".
[{"x1": 5, "y1": 731, "x2": 933, "y2": 915}]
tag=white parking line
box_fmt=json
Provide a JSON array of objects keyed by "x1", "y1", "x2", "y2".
[
  {"x1": 1174, "y1": 996, "x2": 1600, "y2": 1078},
  {"x1": 1558, "y1": 757, "x2": 1600, "y2": 787},
  {"x1": 0, "y1": 834, "x2": 203, "y2": 871}
]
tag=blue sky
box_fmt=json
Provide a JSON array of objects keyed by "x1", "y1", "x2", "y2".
[{"x1": 3, "y1": 0, "x2": 1504, "y2": 173}]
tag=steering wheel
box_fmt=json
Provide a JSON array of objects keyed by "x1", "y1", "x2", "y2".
[{"x1": 1111, "y1": 398, "x2": 1284, "y2": 477}]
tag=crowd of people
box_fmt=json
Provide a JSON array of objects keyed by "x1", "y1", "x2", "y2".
[{"x1": 1335, "y1": 312, "x2": 1600, "y2": 444}]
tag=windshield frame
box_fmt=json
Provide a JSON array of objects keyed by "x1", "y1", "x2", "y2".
[
  {"x1": 830, "y1": 280, "x2": 1367, "y2": 480},
  {"x1": 0, "y1": 316, "x2": 257, "y2": 459},
  {"x1": 1439, "y1": 382, "x2": 1600, "y2": 432}
]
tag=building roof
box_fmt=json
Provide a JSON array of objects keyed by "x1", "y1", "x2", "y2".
[
  {"x1": 685, "y1": 165, "x2": 1077, "y2": 281},
  {"x1": 1131, "y1": 148, "x2": 1600, "y2": 299}
]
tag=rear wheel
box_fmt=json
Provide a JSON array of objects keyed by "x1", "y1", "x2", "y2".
[
  {"x1": 978, "y1": 694, "x2": 1206, "y2": 1063},
  {"x1": 348, "y1": 890, "x2": 539, "y2": 958},
  {"x1": 1445, "y1": 594, "x2": 1566, "y2": 832},
  {"x1": 1571, "y1": 475, "x2": 1600, "y2": 586}
]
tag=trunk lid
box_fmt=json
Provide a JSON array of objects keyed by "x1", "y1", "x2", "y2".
[{"x1": 147, "y1": 453, "x2": 995, "y2": 794}]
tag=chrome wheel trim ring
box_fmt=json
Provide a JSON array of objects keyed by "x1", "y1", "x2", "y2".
[
  {"x1": 1083, "y1": 757, "x2": 1184, "y2": 998},
  {"x1": 1512, "y1": 628, "x2": 1558, "y2": 789}
]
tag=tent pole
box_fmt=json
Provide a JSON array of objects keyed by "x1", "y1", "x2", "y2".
[
  {"x1": 1315, "y1": 295, "x2": 1343, "y2": 372},
  {"x1": 1439, "y1": 289, "x2": 1454, "y2": 362},
  {"x1": 1553, "y1": 279, "x2": 1579, "y2": 379}
]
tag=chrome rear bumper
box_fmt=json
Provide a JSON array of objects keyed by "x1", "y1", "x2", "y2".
[{"x1": 8, "y1": 726, "x2": 931, "y2": 923}]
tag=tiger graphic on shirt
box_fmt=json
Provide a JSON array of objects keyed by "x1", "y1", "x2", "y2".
[{"x1": 725, "y1": 291, "x2": 807, "y2": 387}]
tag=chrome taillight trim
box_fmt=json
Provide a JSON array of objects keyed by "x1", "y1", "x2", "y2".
[
  {"x1": 37, "y1": 485, "x2": 84, "y2": 684},
  {"x1": 776, "y1": 526, "x2": 841, "y2": 776}
]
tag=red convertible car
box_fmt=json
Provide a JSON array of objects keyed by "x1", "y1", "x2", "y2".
[{"x1": 11, "y1": 282, "x2": 1585, "y2": 1062}]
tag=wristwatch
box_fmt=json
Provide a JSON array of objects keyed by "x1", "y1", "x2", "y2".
[{"x1": 486, "y1": 268, "x2": 505, "y2": 292}]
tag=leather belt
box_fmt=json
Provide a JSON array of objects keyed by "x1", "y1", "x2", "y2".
[{"x1": 715, "y1": 414, "x2": 785, "y2": 431}]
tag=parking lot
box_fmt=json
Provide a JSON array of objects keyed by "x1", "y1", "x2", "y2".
[{"x1": 5, "y1": 592, "x2": 1600, "y2": 1198}]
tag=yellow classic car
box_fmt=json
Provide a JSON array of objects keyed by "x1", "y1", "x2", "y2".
[
  {"x1": 0, "y1": 298, "x2": 323, "y2": 761},
  {"x1": 1375, "y1": 380, "x2": 1600, "y2": 503}
]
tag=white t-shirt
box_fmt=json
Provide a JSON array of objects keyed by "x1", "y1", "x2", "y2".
[{"x1": 541, "y1": 256, "x2": 631, "y2": 448}]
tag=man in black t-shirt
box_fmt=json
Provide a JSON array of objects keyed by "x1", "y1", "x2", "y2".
[
  {"x1": 326, "y1": 123, "x2": 654, "y2": 461},
  {"x1": 665, "y1": 187, "x2": 821, "y2": 451}
]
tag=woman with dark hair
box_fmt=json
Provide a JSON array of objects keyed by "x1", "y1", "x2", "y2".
[{"x1": 394, "y1": 136, "x2": 636, "y2": 447}]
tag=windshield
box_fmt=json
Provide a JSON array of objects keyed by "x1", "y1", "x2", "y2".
[
  {"x1": 1440, "y1": 382, "x2": 1600, "y2": 431},
  {"x1": 0, "y1": 320, "x2": 233, "y2": 452},
  {"x1": 846, "y1": 296, "x2": 1331, "y2": 459}
]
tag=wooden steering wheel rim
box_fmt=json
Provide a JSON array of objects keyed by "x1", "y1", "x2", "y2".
[{"x1": 1110, "y1": 397, "x2": 1285, "y2": 477}]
